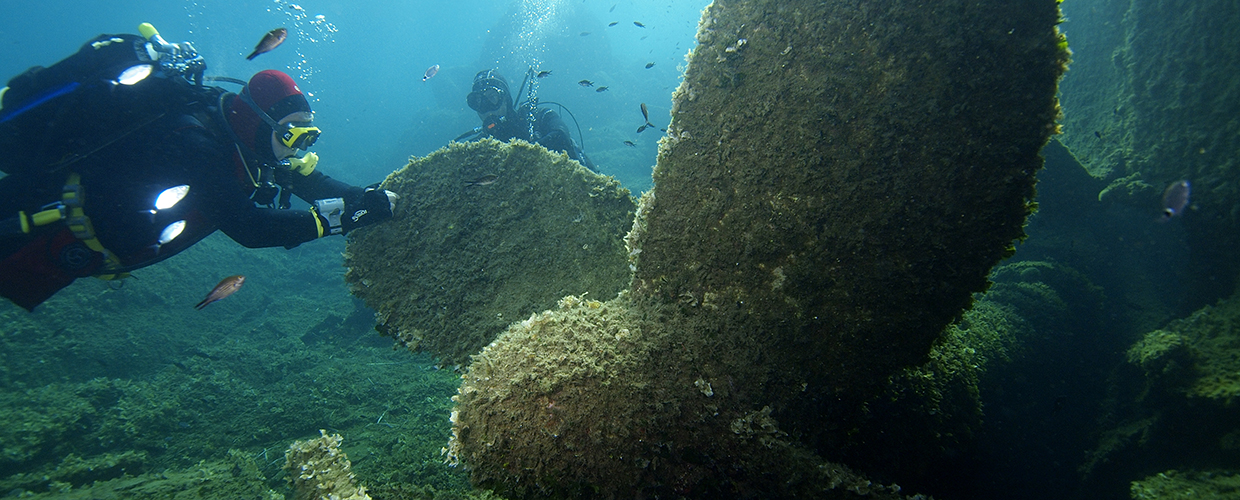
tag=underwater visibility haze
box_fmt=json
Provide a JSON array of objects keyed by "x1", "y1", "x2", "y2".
[{"x1": 1, "y1": 0, "x2": 1239, "y2": 499}]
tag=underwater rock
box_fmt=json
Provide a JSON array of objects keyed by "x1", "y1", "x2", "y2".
[
  {"x1": 447, "y1": 295, "x2": 910, "y2": 498},
  {"x1": 1130, "y1": 469, "x2": 1240, "y2": 500},
  {"x1": 1128, "y1": 292, "x2": 1240, "y2": 401},
  {"x1": 1083, "y1": 289, "x2": 1240, "y2": 484},
  {"x1": 285, "y1": 430, "x2": 371, "y2": 500},
  {"x1": 1057, "y1": 0, "x2": 1240, "y2": 306},
  {"x1": 446, "y1": 0, "x2": 1068, "y2": 496},
  {"x1": 344, "y1": 139, "x2": 634, "y2": 364}
]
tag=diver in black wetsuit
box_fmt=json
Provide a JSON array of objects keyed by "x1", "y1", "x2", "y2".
[
  {"x1": 0, "y1": 52, "x2": 397, "y2": 310},
  {"x1": 464, "y1": 69, "x2": 596, "y2": 170}
]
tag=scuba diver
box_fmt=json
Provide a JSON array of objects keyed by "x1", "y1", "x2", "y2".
[
  {"x1": 0, "y1": 25, "x2": 397, "y2": 311},
  {"x1": 458, "y1": 69, "x2": 596, "y2": 170}
]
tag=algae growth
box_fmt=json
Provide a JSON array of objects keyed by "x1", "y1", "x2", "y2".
[
  {"x1": 0, "y1": 234, "x2": 474, "y2": 499},
  {"x1": 344, "y1": 139, "x2": 635, "y2": 365},
  {"x1": 437, "y1": 0, "x2": 1071, "y2": 496},
  {"x1": 1057, "y1": 0, "x2": 1240, "y2": 304}
]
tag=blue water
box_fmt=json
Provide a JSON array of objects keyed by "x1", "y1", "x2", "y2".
[
  {"x1": 2, "y1": 1, "x2": 1231, "y2": 499},
  {"x1": 0, "y1": 1, "x2": 709, "y2": 496},
  {"x1": 0, "y1": 0, "x2": 709, "y2": 192}
]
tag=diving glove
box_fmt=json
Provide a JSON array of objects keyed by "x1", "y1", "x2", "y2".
[{"x1": 314, "y1": 184, "x2": 397, "y2": 236}]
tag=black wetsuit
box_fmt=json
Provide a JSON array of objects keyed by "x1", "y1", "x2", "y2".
[
  {"x1": 0, "y1": 102, "x2": 360, "y2": 310},
  {"x1": 482, "y1": 104, "x2": 595, "y2": 170}
]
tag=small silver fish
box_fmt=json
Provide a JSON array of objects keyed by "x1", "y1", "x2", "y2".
[
  {"x1": 422, "y1": 64, "x2": 440, "y2": 82},
  {"x1": 152, "y1": 220, "x2": 186, "y2": 255},
  {"x1": 155, "y1": 185, "x2": 190, "y2": 211},
  {"x1": 247, "y1": 28, "x2": 288, "y2": 60},
  {"x1": 1161, "y1": 180, "x2": 1191, "y2": 220}
]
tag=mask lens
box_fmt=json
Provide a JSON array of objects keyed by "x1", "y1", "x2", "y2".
[
  {"x1": 467, "y1": 88, "x2": 503, "y2": 113},
  {"x1": 282, "y1": 124, "x2": 320, "y2": 150}
]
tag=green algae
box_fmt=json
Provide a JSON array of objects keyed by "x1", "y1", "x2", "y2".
[
  {"x1": 448, "y1": 295, "x2": 908, "y2": 499},
  {"x1": 1131, "y1": 469, "x2": 1240, "y2": 500},
  {"x1": 1131, "y1": 291, "x2": 1240, "y2": 401},
  {"x1": 343, "y1": 139, "x2": 635, "y2": 366},
  {"x1": 6, "y1": 450, "x2": 281, "y2": 500},
  {"x1": 1057, "y1": 0, "x2": 1240, "y2": 302},
  {"x1": 0, "y1": 234, "x2": 477, "y2": 498},
  {"x1": 846, "y1": 258, "x2": 1107, "y2": 487},
  {"x1": 1082, "y1": 289, "x2": 1240, "y2": 485},
  {"x1": 440, "y1": 0, "x2": 1070, "y2": 496}
]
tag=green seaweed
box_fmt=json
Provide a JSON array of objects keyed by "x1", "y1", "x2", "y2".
[
  {"x1": 0, "y1": 233, "x2": 476, "y2": 498},
  {"x1": 1131, "y1": 469, "x2": 1240, "y2": 500},
  {"x1": 437, "y1": 0, "x2": 1070, "y2": 496},
  {"x1": 344, "y1": 139, "x2": 635, "y2": 366}
]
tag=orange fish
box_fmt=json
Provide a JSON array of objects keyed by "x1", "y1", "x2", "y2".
[
  {"x1": 247, "y1": 28, "x2": 287, "y2": 60},
  {"x1": 195, "y1": 275, "x2": 246, "y2": 309}
]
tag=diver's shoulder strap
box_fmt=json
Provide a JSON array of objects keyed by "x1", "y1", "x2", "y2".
[{"x1": 60, "y1": 173, "x2": 128, "y2": 279}]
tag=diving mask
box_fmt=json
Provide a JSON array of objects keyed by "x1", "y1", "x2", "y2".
[
  {"x1": 467, "y1": 87, "x2": 506, "y2": 113},
  {"x1": 280, "y1": 121, "x2": 320, "y2": 150},
  {"x1": 238, "y1": 87, "x2": 322, "y2": 151}
]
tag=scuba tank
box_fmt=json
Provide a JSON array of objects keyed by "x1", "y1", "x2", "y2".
[{"x1": 0, "y1": 23, "x2": 206, "y2": 176}]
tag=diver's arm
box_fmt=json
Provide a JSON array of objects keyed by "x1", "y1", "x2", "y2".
[
  {"x1": 196, "y1": 155, "x2": 326, "y2": 248},
  {"x1": 213, "y1": 189, "x2": 324, "y2": 249},
  {"x1": 280, "y1": 167, "x2": 363, "y2": 203}
]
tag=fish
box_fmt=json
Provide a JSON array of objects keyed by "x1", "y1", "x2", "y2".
[
  {"x1": 1161, "y1": 180, "x2": 1191, "y2": 220},
  {"x1": 195, "y1": 275, "x2": 246, "y2": 310},
  {"x1": 578, "y1": 79, "x2": 594, "y2": 87},
  {"x1": 595, "y1": 86, "x2": 609, "y2": 92},
  {"x1": 422, "y1": 64, "x2": 440, "y2": 81},
  {"x1": 465, "y1": 174, "x2": 499, "y2": 187},
  {"x1": 609, "y1": 4, "x2": 616, "y2": 12},
  {"x1": 145, "y1": 184, "x2": 191, "y2": 220},
  {"x1": 633, "y1": 21, "x2": 646, "y2": 28},
  {"x1": 154, "y1": 185, "x2": 190, "y2": 211},
  {"x1": 536, "y1": 70, "x2": 552, "y2": 78},
  {"x1": 246, "y1": 28, "x2": 288, "y2": 60},
  {"x1": 637, "y1": 103, "x2": 656, "y2": 132},
  {"x1": 608, "y1": 22, "x2": 619, "y2": 27},
  {"x1": 151, "y1": 220, "x2": 186, "y2": 255},
  {"x1": 623, "y1": 140, "x2": 636, "y2": 147},
  {"x1": 580, "y1": 31, "x2": 591, "y2": 37},
  {"x1": 645, "y1": 62, "x2": 655, "y2": 69}
]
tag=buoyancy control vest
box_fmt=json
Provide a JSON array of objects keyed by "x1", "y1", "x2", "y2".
[{"x1": 0, "y1": 31, "x2": 211, "y2": 177}]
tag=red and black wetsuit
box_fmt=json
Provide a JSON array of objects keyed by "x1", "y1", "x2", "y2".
[{"x1": 0, "y1": 109, "x2": 360, "y2": 310}]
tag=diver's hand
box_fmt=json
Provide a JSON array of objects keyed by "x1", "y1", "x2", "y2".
[{"x1": 341, "y1": 184, "x2": 397, "y2": 233}]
